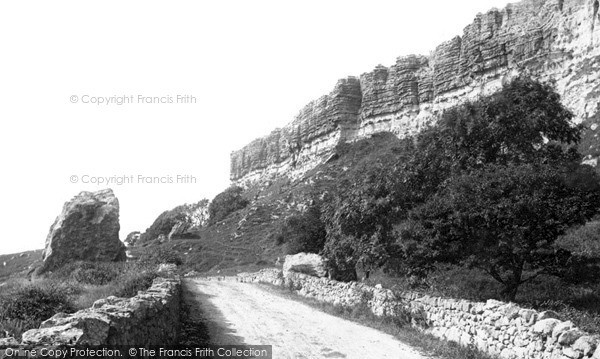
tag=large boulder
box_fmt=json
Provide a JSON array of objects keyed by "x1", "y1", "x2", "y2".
[
  {"x1": 41, "y1": 189, "x2": 126, "y2": 272},
  {"x1": 283, "y1": 252, "x2": 327, "y2": 277}
]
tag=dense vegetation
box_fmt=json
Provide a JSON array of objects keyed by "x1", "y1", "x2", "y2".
[
  {"x1": 208, "y1": 186, "x2": 249, "y2": 224},
  {"x1": 0, "y1": 248, "x2": 186, "y2": 340},
  {"x1": 139, "y1": 199, "x2": 208, "y2": 244},
  {"x1": 274, "y1": 204, "x2": 326, "y2": 255},
  {"x1": 321, "y1": 77, "x2": 600, "y2": 301}
]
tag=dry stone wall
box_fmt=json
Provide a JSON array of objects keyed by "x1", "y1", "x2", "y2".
[
  {"x1": 237, "y1": 268, "x2": 600, "y2": 359},
  {"x1": 13, "y1": 277, "x2": 181, "y2": 347}
]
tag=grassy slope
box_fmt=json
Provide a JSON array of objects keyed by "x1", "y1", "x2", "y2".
[
  {"x1": 0, "y1": 250, "x2": 43, "y2": 282},
  {"x1": 144, "y1": 128, "x2": 598, "y2": 273},
  {"x1": 136, "y1": 132, "x2": 406, "y2": 274}
]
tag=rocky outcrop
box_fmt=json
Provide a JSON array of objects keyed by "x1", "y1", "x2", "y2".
[
  {"x1": 230, "y1": 78, "x2": 362, "y2": 183},
  {"x1": 282, "y1": 252, "x2": 327, "y2": 277},
  {"x1": 237, "y1": 269, "x2": 600, "y2": 359},
  {"x1": 19, "y1": 277, "x2": 180, "y2": 346},
  {"x1": 178, "y1": 200, "x2": 210, "y2": 229},
  {"x1": 166, "y1": 200, "x2": 210, "y2": 240},
  {"x1": 139, "y1": 200, "x2": 208, "y2": 245},
  {"x1": 232, "y1": 0, "x2": 600, "y2": 185},
  {"x1": 124, "y1": 231, "x2": 140, "y2": 247},
  {"x1": 41, "y1": 189, "x2": 126, "y2": 272}
]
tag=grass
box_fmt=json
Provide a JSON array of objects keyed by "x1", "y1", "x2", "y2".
[
  {"x1": 0, "y1": 250, "x2": 43, "y2": 281},
  {"x1": 260, "y1": 283, "x2": 495, "y2": 359},
  {"x1": 129, "y1": 132, "x2": 410, "y2": 275},
  {"x1": 364, "y1": 265, "x2": 600, "y2": 334},
  {"x1": 0, "y1": 260, "x2": 162, "y2": 340}
]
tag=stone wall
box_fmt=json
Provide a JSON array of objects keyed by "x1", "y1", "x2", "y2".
[
  {"x1": 237, "y1": 268, "x2": 600, "y2": 359},
  {"x1": 17, "y1": 277, "x2": 181, "y2": 347},
  {"x1": 231, "y1": 0, "x2": 600, "y2": 185}
]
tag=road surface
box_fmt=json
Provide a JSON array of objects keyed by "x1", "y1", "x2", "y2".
[{"x1": 185, "y1": 278, "x2": 429, "y2": 359}]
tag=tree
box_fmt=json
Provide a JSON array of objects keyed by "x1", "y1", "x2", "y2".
[
  {"x1": 208, "y1": 186, "x2": 249, "y2": 224},
  {"x1": 124, "y1": 231, "x2": 140, "y2": 247},
  {"x1": 416, "y1": 77, "x2": 580, "y2": 172},
  {"x1": 403, "y1": 163, "x2": 600, "y2": 300},
  {"x1": 139, "y1": 199, "x2": 209, "y2": 243},
  {"x1": 321, "y1": 163, "x2": 403, "y2": 281},
  {"x1": 139, "y1": 209, "x2": 188, "y2": 244},
  {"x1": 279, "y1": 205, "x2": 326, "y2": 255},
  {"x1": 320, "y1": 76, "x2": 599, "y2": 292}
]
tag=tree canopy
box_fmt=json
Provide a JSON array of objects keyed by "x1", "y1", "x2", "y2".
[{"x1": 320, "y1": 76, "x2": 600, "y2": 299}]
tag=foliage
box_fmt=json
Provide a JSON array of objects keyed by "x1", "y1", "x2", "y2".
[
  {"x1": 413, "y1": 77, "x2": 580, "y2": 172},
  {"x1": 139, "y1": 210, "x2": 188, "y2": 244},
  {"x1": 393, "y1": 78, "x2": 600, "y2": 300},
  {"x1": 0, "y1": 260, "x2": 162, "y2": 340},
  {"x1": 402, "y1": 163, "x2": 600, "y2": 300},
  {"x1": 208, "y1": 186, "x2": 249, "y2": 224},
  {"x1": 321, "y1": 156, "x2": 418, "y2": 281},
  {"x1": 124, "y1": 231, "x2": 141, "y2": 247},
  {"x1": 51, "y1": 261, "x2": 121, "y2": 285},
  {"x1": 114, "y1": 268, "x2": 159, "y2": 297},
  {"x1": 139, "y1": 199, "x2": 208, "y2": 244},
  {"x1": 276, "y1": 205, "x2": 326, "y2": 255},
  {"x1": 320, "y1": 77, "x2": 600, "y2": 297},
  {"x1": 0, "y1": 284, "x2": 73, "y2": 324}
]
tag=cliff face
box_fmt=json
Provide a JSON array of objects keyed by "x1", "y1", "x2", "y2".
[
  {"x1": 230, "y1": 78, "x2": 362, "y2": 183},
  {"x1": 231, "y1": 0, "x2": 600, "y2": 185}
]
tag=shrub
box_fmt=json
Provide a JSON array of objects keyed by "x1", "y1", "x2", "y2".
[
  {"x1": 124, "y1": 231, "x2": 141, "y2": 247},
  {"x1": 69, "y1": 262, "x2": 121, "y2": 285},
  {"x1": 277, "y1": 206, "x2": 326, "y2": 255},
  {"x1": 139, "y1": 210, "x2": 188, "y2": 244},
  {"x1": 208, "y1": 186, "x2": 249, "y2": 224},
  {"x1": 48, "y1": 261, "x2": 123, "y2": 285},
  {"x1": 0, "y1": 283, "x2": 74, "y2": 325},
  {"x1": 115, "y1": 269, "x2": 159, "y2": 297}
]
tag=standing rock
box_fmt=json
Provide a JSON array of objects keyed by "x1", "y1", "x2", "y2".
[
  {"x1": 283, "y1": 252, "x2": 327, "y2": 277},
  {"x1": 41, "y1": 189, "x2": 126, "y2": 272}
]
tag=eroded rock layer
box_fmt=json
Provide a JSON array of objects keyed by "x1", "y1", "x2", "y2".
[{"x1": 232, "y1": 0, "x2": 600, "y2": 185}]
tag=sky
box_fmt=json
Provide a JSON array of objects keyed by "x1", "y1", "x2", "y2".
[{"x1": 0, "y1": 0, "x2": 514, "y2": 255}]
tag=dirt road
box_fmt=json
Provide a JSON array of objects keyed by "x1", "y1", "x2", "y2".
[{"x1": 185, "y1": 278, "x2": 428, "y2": 359}]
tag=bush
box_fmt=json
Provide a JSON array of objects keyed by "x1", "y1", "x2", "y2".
[
  {"x1": 139, "y1": 210, "x2": 188, "y2": 244},
  {"x1": 0, "y1": 283, "x2": 74, "y2": 325},
  {"x1": 276, "y1": 206, "x2": 326, "y2": 255},
  {"x1": 48, "y1": 261, "x2": 123, "y2": 286},
  {"x1": 73, "y1": 263, "x2": 120, "y2": 285},
  {"x1": 208, "y1": 186, "x2": 249, "y2": 224},
  {"x1": 115, "y1": 269, "x2": 159, "y2": 297}
]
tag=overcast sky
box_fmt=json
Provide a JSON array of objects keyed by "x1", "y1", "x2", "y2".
[{"x1": 0, "y1": 0, "x2": 514, "y2": 255}]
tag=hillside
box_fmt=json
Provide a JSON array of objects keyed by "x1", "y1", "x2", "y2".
[
  {"x1": 132, "y1": 132, "x2": 412, "y2": 274},
  {"x1": 0, "y1": 250, "x2": 43, "y2": 282}
]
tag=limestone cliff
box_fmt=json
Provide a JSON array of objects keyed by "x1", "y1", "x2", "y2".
[{"x1": 232, "y1": 0, "x2": 600, "y2": 185}]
